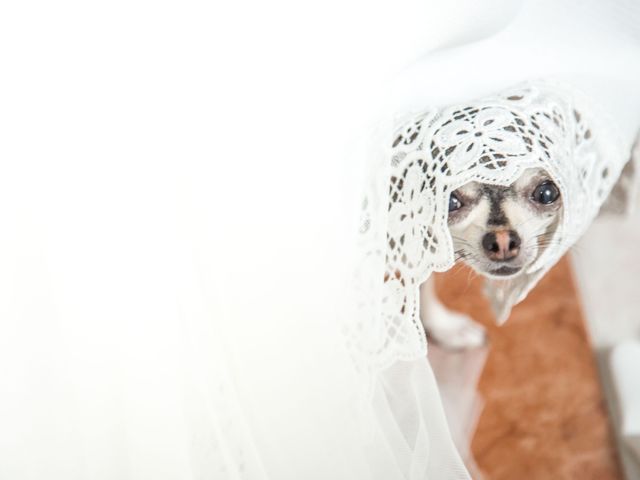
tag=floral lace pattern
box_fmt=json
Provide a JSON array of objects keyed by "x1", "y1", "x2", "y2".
[{"x1": 350, "y1": 82, "x2": 625, "y2": 370}]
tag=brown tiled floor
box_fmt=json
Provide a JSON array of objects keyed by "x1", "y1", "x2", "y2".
[{"x1": 435, "y1": 257, "x2": 623, "y2": 480}]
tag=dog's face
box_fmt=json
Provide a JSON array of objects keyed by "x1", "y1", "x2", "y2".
[{"x1": 447, "y1": 168, "x2": 563, "y2": 279}]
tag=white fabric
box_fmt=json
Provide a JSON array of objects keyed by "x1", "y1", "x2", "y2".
[
  {"x1": 1, "y1": 1, "x2": 640, "y2": 480},
  {"x1": 0, "y1": 0, "x2": 481, "y2": 478},
  {"x1": 610, "y1": 342, "x2": 640, "y2": 464},
  {"x1": 610, "y1": 342, "x2": 640, "y2": 438}
]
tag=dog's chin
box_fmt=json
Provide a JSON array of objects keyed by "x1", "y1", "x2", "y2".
[
  {"x1": 482, "y1": 249, "x2": 539, "y2": 279},
  {"x1": 463, "y1": 261, "x2": 526, "y2": 280},
  {"x1": 485, "y1": 265, "x2": 523, "y2": 279},
  {"x1": 465, "y1": 260, "x2": 529, "y2": 279},
  {"x1": 456, "y1": 246, "x2": 539, "y2": 280}
]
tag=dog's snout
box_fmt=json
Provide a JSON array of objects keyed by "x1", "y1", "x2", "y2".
[{"x1": 482, "y1": 230, "x2": 521, "y2": 261}]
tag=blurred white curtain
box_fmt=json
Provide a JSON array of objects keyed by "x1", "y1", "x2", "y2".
[{"x1": 0, "y1": 0, "x2": 516, "y2": 478}]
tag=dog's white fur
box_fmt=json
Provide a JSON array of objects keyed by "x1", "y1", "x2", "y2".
[{"x1": 420, "y1": 276, "x2": 487, "y2": 349}]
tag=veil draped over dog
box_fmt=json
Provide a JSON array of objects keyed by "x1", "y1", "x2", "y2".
[{"x1": 1, "y1": 1, "x2": 640, "y2": 479}]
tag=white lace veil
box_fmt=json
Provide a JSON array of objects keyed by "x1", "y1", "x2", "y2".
[
  {"x1": 380, "y1": 82, "x2": 633, "y2": 330},
  {"x1": 1, "y1": 1, "x2": 639, "y2": 480},
  {"x1": 346, "y1": 0, "x2": 640, "y2": 478}
]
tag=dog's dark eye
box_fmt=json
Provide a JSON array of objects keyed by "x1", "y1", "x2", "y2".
[
  {"x1": 448, "y1": 192, "x2": 463, "y2": 212},
  {"x1": 532, "y1": 181, "x2": 560, "y2": 205}
]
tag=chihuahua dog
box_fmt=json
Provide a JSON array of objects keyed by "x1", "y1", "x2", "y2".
[{"x1": 420, "y1": 167, "x2": 563, "y2": 349}]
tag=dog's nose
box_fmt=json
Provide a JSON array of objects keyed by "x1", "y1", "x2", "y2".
[{"x1": 482, "y1": 230, "x2": 521, "y2": 261}]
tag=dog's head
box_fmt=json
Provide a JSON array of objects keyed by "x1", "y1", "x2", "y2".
[{"x1": 447, "y1": 168, "x2": 563, "y2": 279}]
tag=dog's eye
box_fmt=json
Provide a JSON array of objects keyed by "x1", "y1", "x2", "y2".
[
  {"x1": 448, "y1": 192, "x2": 463, "y2": 212},
  {"x1": 532, "y1": 181, "x2": 560, "y2": 205}
]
